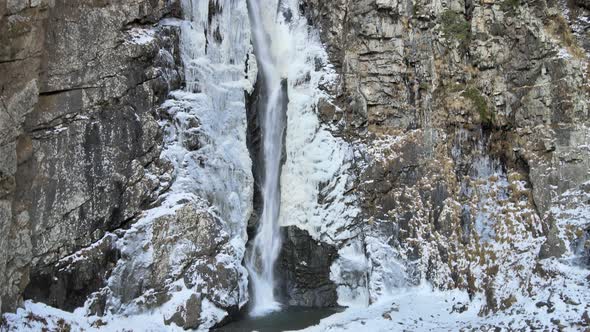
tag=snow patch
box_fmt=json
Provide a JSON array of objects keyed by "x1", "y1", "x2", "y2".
[
  {"x1": 126, "y1": 28, "x2": 156, "y2": 45},
  {"x1": 276, "y1": 0, "x2": 360, "y2": 245}
]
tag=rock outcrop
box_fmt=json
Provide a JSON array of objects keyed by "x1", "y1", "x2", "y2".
[
  {"x1": 0, "y1": 0, "x2": 182, "y2": 314},
  {"x1": 2, "y1": 0, "x2": 254, "y2": 328}
]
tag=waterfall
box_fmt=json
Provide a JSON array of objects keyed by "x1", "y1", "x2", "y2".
[{"x1": 245, "y1": 0, "x2": 288, "y2": 317}]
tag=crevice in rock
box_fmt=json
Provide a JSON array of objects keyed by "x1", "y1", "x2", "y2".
[{"x1": 38, "y1": 86, "x2": 97, "y2": 97}]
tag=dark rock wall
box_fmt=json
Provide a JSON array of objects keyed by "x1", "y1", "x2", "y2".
[
  {"x1": 278, "y1": 227, "x2": 338, "y2": 307},
  {"x1": 0, "y1": 0, "x2": 182, "y2": 313}
]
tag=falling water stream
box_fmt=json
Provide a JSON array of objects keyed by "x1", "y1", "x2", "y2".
[{"x1": 245, "y1": 0, "x2": 287, "y2": 317}]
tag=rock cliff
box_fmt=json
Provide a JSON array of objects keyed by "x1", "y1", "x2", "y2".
[
  {"x1": 1, "y1": 0, "x2": 182, "y2": 313},
  {"x1": 294, "y1": 0, "x2": 590, "y2": 323}
]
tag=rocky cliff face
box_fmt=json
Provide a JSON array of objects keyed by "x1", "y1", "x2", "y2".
[
  {"x1": 1, "y1": 0, "x2": 590, "y2": 330},
  {"x1": 3, "y1": 0, "x2": 257, "y2": 328},
  {"x1": 295, "y1": 0, "x2": 590, "y2": 321},
  {"x1": 0, "y1": 0, "x2": 183, "y2": 313}
]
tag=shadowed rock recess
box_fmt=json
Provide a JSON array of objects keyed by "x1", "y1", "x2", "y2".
[{"x1": 1, "y1": 0, "x2": 590, "y2": 330}]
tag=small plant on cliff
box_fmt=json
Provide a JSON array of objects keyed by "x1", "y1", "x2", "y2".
[
  {"x1": 56, "y1": 319, "x2": 71, "y2": 332},
  {"x1": 545, "y1": 14, "x2": 585, "y2": 59},
  {"x1": 462, "y1": 87, "x2": 493, "y2": 126},
  {"x1": 500, "y1": 0, "x2": 520, "y2": 13},
  {"x1": 440, "y1": 10, "x2": 471, "y2": 49}
]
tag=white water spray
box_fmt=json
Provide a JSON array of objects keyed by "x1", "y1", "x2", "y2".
[{"x1": 245, "y1": 0, "x2": 287, "y2": 317}]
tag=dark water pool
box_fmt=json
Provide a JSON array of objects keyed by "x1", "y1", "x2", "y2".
[{"x1": 214, "y1": 307, "x2": 342, "y2": 332}]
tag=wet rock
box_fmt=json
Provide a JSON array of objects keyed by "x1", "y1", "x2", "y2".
[
  {"x1": 451, "y1": 302, "x2": 469, "y2": 314},
  {"x1": 317, "y1": 98, "x2": 338, "y2": 124},
  {"x1": 535, "y1": 301, "x2": 548, "y2": 308},
  {"x1": 278, "y1": 226, "x2": 339, "y2": 307}
]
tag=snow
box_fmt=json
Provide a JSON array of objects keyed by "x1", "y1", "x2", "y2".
[
  {"x1": 330, "y1": 240, "x2": 371, "y2": 308},
  {"x1": 159, "y1": 18, "x2": 183, "y2": 27},
  {"x1": 292, "y1": 285, "x2": 482, "y2": 332},
  {"x1": 8, "y1": 258, "x2": 589, "y2": 332},
  {"x1": 2, "y1": 300, "x2": 189, "y2": 332},
  {"x1": 322, "y1": 121, "x2": 589, "y2": 322},
  {"x1": 558, "y1": 47, "x2": 573, "y2": 59},
  {"x1": 126, "y1": 28, "x2": 155, "y2": 45},
  {"x1": 294, "y1": 178, "x2": 590, "y2": 332},
  {"x1": 2, "y1": 298, "x2": 228, "y2": 332},
  {"x1": 552, "y1": 181, "x2": 590, "y2": 257},
  {"x1": 365, "y1": 235, "x2": 407, "y2": 302},
  {"x1": 295, "y1": 275, "x2": 590, "y2": 331}
]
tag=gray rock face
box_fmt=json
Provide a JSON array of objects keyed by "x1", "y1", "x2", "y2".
[
  {"x1": 538, "y1": 222, "x2": 567, "y2": 259},
  {"x1": 89, "y1": 201, "x2": 246, "y2": 330},
  {"x1": 23, "y1": 234, "x2": 120, "y2": 311},
  {"x1": 0, "y1": 0, "x2": 182, "y2": 313},
  {"x1": 163, "y1": 294, "x2": 202, "y2": 329},
  {"x1": 0, "y1": 0, "x2": 47, "y2": 313}
]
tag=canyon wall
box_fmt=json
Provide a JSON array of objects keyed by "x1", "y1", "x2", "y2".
[
  {"x1": 1, "y1": 0, "x2": 590, "y2": 330},
  {"x1": 0, "y1": 0, "x2": 183, "y2": 313}
]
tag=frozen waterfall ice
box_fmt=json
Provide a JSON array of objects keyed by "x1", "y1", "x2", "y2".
[{"x1": 245, "y1": 0, "x2": 288, "y2": 317}]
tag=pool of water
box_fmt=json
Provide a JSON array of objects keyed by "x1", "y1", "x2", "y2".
[{"x1": 214, "y1": 306, "x2": 342, "y2": 332}]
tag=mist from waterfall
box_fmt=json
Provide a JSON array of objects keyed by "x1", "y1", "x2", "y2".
[{"x1": 245, "y1": 0, "x2": 287, "y2": 317}]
